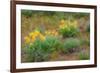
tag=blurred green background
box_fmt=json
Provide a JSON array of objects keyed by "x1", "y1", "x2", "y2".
[{"x1": 21, "y1": 9, "x2": 90, "y2": 62}]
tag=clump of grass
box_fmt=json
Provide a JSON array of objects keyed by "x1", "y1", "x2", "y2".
[
  {"x1": 24, "y1": 38, "x2": 51, "y2": 62},
  {"x1": 59, "y1": 20, "x2": 79, "y2": 38},
  {"x1": 79, "y1": 52, "x2": 90, "y2": 60},
  {"x1": 62, "y1": 38, "x2": 81, "y2": 53},
  {"x1": 24, "y1": 36, "x2": 62, "y2": 62}
]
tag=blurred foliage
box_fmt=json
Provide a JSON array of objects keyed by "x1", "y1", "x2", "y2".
[
  {"x1": 87, "y1": 24, "x2": 90, "y2": 32},
  {"x1": 80, "y1": 38, "x2": 90, "y2": 46},
  {"x1": 62, "y1": 38, "x2": 81, "y2": 53},
  {"x1": 23, "y1": 35, "x2": 61, "y2": 62},
  {"x1": 79, "y1": 52, "x2": 90, "y2": 60},
  {"x1": 59, "y1": 19, "x2": 79, "y2": 37},
  {"x1": 22, "y1": 10, "x2": 90, "y2": 19},
  {"x1": 21, "y1": 10, "x2": 33, "y2": 17},
  {"x1": 24, "y1": 39, "x2": 50, "y2": 62},
  {"x1": 43, "y1": 36, "x2": 62, "y2": 51},
  {"x1": 21, "y1": 9, "x2": 90, "y2": 62}
]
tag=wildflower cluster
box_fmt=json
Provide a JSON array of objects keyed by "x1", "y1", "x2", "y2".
[
  {"x1": 45, "y1": 30, "x2": 58, "y2": 36},
  {"x1": 59, "y1": 19, "x2": 79, "y2": 37},
  {"x1": 24, "y1": 30, "x2": 45, "y2": 43}
]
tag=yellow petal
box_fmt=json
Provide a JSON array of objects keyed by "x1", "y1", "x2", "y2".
[
  {"x1": 32, "y1": 36, "x2": 36, "y2": 42},
  {"x1": 29, "y1": 32, "x2": 34, "y2": 37}
]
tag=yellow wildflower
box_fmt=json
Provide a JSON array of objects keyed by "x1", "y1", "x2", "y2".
[
  {"x1": 59, "y1": 24, "x2": 68, "y2": 29},
  {"x1": 54, "y1": 32, "x2": 58, "y2": 36},
  {"x1": 29, "y1": 32, "x2": 34, "y2": 37},
  {"x1": 39, "y1": 34, "x2": 45, "y2": 41},
  {"x1": 45, "y1": 31, "x2": 49, "y2": 35},
  {"x1": 45, "y1": 31, "x2": 51, "y2": 35},
  {"x1": 51, "y1": 30, "x2": 57, "y2": 36},
  {"x1": 24, "y1": 36, "x2": 30, "y2": 43},
  {"x1": 45, "y1": 30, "x2": 58, "y2": 36},
  {"x1": 34, "y1": 30, "x2": 40, "y2": 35},
  {"x1": 60, "y1": 19, "x2": 65, "y2": 25},
  {"x1": 31, "y1": 36, "x2": 36, "y2": 42}
]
